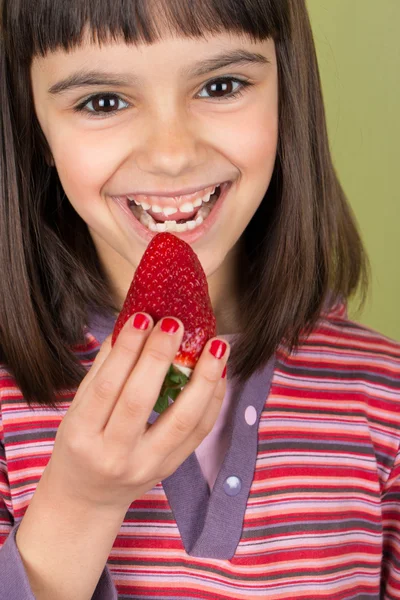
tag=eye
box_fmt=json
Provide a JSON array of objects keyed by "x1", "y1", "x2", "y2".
[
  {"x1": 197, "y1": 77, "x2": 253, "y2": 101},
  {"x1": 73, "y1": 77, "x2": 254, "y2": 119},
  {"x1": 74, "y1": 93, "x2": 130, "y2": 116}
]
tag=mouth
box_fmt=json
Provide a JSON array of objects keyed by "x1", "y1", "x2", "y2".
[{"x1": 127, "y1": 182, "x2": 228, "y2": 234}]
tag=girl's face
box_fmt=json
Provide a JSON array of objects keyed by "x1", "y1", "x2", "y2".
[{"x1": 31, "y1": 31, "x2": 278, "y2": 309}]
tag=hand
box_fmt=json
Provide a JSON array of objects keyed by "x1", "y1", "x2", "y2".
[{"x1": 44, "y1": 314, "x2": 230, "y2": 513}]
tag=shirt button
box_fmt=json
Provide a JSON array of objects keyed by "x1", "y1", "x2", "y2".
[
  {"x1": 223, "y1": 476, "x2": 242, "y2": 496},
  {"x1": 245, "y1": 405, "x2": 257, "y2": 426}
]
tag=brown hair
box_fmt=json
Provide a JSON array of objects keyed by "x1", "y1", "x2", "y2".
[{"x1": 0, "y1": 0, "x2": 370, "y2": 409}]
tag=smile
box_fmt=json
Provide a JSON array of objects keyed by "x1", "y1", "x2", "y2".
[{"x1": 128, "y1": 183, "x2": 226, "y2": 233}]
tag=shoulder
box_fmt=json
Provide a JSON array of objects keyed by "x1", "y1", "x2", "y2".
[
  {"x1": 0, "y1": 331, "x2": 98, "y2": 431},
  {"x1": 274, "y1": 300, "x2": 400, "y2": 485},
  {"x1": 0, "y1": 322, "x2": 103, "y2": 401},
  {"x1": 311, "y1": 304, "x2": 400, "y2": 417},
  {"x1": 316, "y1": 303, "x2": 400, "y2": 426},
  {"x1": 0, "y1": 364, "x2": 22, "y2": 402},
  {"x1": 313, "y1": 300, "x2": 400, "y2": 376},
  {"x1": 0, "y1": 364, "x2": 25, "y2": 445},
  {"x1": 276, "y1": 297, "x2": 400, "y2": 419},
  {"x1": 278, "y1": 298, "x2": 400, "y2": 377},
  {"x1": 275, "y1": 307, "x2": 400, "y2": 408}
]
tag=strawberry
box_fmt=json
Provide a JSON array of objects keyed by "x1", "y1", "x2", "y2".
[{"x1": 111, "y1": 232, "x2": 216, "y2": 414}]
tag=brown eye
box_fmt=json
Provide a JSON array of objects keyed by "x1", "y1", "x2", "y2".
[
  {"x1": 198, "y1": 77, "x2": 251, "y2": 101},
  {"x1": 79, "y1": 94, "x2": 130, "y2": 115},
  {"x1": 91, "y1": 95, "x2": 119, "y2": 112},
  {"x1": 205, "y1": 79, "x2": 235, "y2": 98}
]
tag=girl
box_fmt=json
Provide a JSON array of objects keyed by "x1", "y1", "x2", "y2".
[{"x1": 0, "y1": 0, "x2": 399, "y2": 598}]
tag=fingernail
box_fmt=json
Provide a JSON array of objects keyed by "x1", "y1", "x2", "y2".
[
  {"x1": 160, "y1": 317, "x2": 180, "y2": 334},
  {"x1": 222, "y1": 366, "x2": 227, "y2": 379},
  {"x1": 209, "y1": 340, "x2": 228, "y2": 359},
  {"x1": 133, "y1": 313, "x2": 151, "y2": 331}
]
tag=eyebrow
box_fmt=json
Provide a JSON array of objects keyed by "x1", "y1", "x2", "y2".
[{"x1": 47, "y1": 49, "x2": 270, "y2": 95}]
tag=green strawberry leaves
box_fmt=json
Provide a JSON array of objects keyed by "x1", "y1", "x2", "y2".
[{"x1": 153, "y1": 364, "x2": 190, "y2": 414}]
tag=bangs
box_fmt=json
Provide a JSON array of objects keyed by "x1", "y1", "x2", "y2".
[{"x1": 3, "y1": 0, "x2": 281, "y2": 62}]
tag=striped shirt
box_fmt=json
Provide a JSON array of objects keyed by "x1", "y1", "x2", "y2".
[{"x1": 1, "y1": 299, "x2": 400, "y2": 599}]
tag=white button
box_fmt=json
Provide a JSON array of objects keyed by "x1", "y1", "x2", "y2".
[
  {"x1": 245, "y1": 405, "x2": 257, "y2": 426},
  {"x1": 223, "y1": 476, "x2": 242, "y2": 496}
]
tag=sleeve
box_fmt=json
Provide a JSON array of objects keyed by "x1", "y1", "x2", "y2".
[
  {"x1": 0, "y1": 441, "x2": 117, "y2": 600},
  {"x1": 381, "y1": 445, "x2": 400, "y2": 599}
]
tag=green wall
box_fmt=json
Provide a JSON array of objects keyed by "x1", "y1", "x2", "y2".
[{"x1": 306, "y1": 0, "x2": 399, "y2": 341}]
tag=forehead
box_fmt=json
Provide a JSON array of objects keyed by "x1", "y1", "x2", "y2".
[
  {"x1": 31, "y1": 32, "x2": 275, "y2": 88},
  {"x1": 5, "y1": 0, "x2": 279, "y2": 64}
]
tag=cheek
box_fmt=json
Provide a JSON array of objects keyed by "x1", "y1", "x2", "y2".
[
  {"x1": 49, "y1": 127, "x2": 125, "y2": 200},
  {"x1": 236, "y1": 102, "x2": 278, "y2": 170},
  {"x1": 224, "y1": 104, "x2": 279, "y2": 225},
  {"x1": 214, "y1": 99, "x2": 278, "y2": 186}
]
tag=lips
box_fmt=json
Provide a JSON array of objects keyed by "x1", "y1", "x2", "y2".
[{"x1": 113, "y1": 180, "x2": 232, "y2": 245}]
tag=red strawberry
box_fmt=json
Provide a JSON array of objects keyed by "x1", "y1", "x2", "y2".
[{"x1": 112, "y1": 232, "x2": 216, "y2": 413}]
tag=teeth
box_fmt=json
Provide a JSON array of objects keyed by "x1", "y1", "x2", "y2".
[
  {"x1": 202, "y1": 190, "x2": 213, "y2": 203},
  {"x1": 180, "y1": 201, "x2": 196, "y2": 213},
  {"x1": 130, "y1": 185, "x2": 222, "y2": 233},
  {"x1": 129, "y1": 186, "x2": 219, "y2": 215},
  {"x1": 197, "y1": 204, "x2": 213, "y2": 220},
  {"x1": 139, "y1": 211, "x2": 154, "y2": 228},
  {"x1": 161, "y1": 221, "x2": 177, "y2": 231},
  {"x1": 135, "y1": 202, "x2": 212, "y2": 233},
  {"x1": 162, "y1": 206, "x2": 178, "y2": 217}
]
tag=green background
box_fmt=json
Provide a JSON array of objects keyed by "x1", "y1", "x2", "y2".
[{"x1": 306, "y1": 0, "x2": 399, "y2": 341}]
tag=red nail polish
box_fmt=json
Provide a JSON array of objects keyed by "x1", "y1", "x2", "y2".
[
  {"x1": 209, "y1": 340, "x2": 227, "y2": 359},
  {"x1": 133, "y1": 313, "x2": 150, "y2": 331},
  {"x1": 222, "y1": 366, "x2": 227, "y2": 379},
  {"x1": 161, "y1": 317, "x2": 180, "y2": 334}
]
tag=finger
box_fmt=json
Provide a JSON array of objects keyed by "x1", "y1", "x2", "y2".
[
  {"x1": 160, "y1": 376, "x2": 227, "y2": 479},
  {"x1": 145, "y1": 337, "x2": 230, "y2": 456},
  {"x1": 77, "y1": 334, "x2": 113, "y2": 397},
  {"x1": 104, "y1": 317, "x2": 184, "y2": 445},
  {"x1": 68, "y1": 313, "x2": 154, "y2": 431}
]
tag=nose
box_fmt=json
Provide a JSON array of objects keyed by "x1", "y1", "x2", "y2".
[{"x1": 134, "y1": 109, "x2": 205, "y2": 178}]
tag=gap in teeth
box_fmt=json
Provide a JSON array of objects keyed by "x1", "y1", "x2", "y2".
[{"x1": 130, "y1": 191, "x2": 219, "y2": 233}]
